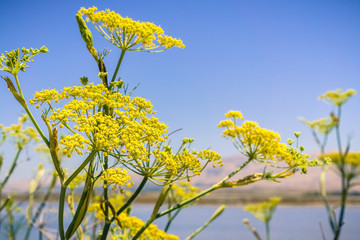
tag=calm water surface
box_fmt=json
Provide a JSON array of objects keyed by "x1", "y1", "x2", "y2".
[
  {"x1": 2, "y1": 204, "x2": 359, "y2": 239},
  {"x1": 131, "y1": 204, "x2": 360, "y2": 240}
]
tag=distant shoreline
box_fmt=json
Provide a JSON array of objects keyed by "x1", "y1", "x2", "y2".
[{"x1": 8, "y1": 190, "x2": 360, "y2": 206}]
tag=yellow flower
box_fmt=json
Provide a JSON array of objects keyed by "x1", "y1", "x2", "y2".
[
  {"x1": 224, "y1": 110, "x2": 244, "y2": 119},
  {"x1": 299, "y1": 117, "x2": 336, "y2": 135},
  {"x1": 30, "y1": 83, "x2": 168, "y2": 160},
  {"x1": 170, "y1": 182, "x2": 200, "y2": 204},
  {"x1": 321, "y1": 152, "x2": 360, "y2": 168},
  {"x1": 244, "y1": 197, "x2": 281, "y2": 223},
  {"x1": 101, "y1": 168, "x2": 133, "y2": 192},
  {"x1": 1, "y1": 114, "x2": 40, "y2": 148},
  {"x1": 318, "y1": 89, "x2": 356, "y2": 106},
  {"x1": 219, "y1": 111, "x2": 321, "y2": 172},
  {"x1": 111, "y1": 214, "x2": 179, "y2": 240},
  {"x1": 78, "y1": 6, "x2": 185, "y2": 52}
]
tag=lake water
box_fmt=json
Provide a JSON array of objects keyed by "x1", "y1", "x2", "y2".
[
  {"x1": 131, "y1": 204, "x2": 360, "y2": 240},
  {"x1": 2, "y1": 204, "x2": 359, "y2": 239}
]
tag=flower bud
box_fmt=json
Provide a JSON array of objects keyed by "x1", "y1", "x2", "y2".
[{"x1": 80, "y1": 76, "x2": 89, "y2": 85}]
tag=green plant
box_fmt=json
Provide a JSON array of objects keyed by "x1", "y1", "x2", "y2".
[{"x1": 301, "y1": 89, "x2": 358, "y2": 240}]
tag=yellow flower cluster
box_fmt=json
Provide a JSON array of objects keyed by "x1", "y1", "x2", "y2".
[
  {"x1": 224, "y1": 110, "x2": 244, "y2": 119},
  {"x1": 170, "y1": 182, "x2": 200, "y2": 204},
  {"x1": 318, "y1": 89, "x2": 357, "y2": 106},
  {"x1": 244, "y1": 197, "x2": 282, "y2": 223},
  {"x1": 78, "y1": 7, "x2": 185, "y2": 52},
  {"x1": 300, "y1": 116, "x2": 337, "y2": 135},
  {"x1": 88, "y1": 193, "x2": 128, "y2": 220},
  {"x1": 101, "y1": 168, "x2": 133, "y2": 191},
  {"x1": 89, "y1": 198, "x2": 178, "y2": 239},
  {"x1": 198, "y1": 149, "x2": 223, "y2": 167},
  {"x1": 321, "y1": 152, "x2": 360, "y2": 167},
  {"x1": 156, "y1": 147, "x2": 222, "y2": 178},
  {"x1": 0, "y1": 114, "x2": 40, "y2": 148},
  {"x1": 219, "y1": 112, "x2": 284, "y2": 160},
  {"x1": 30, "y1": 84, "x2": 222, "y2": 181},
  {"x1": 30, "y1": 83, "x2": 168, "y2": 159},
  {"x1": 60, "y1": 134, "x2": 90, "y2": 157},
  {"x1": 218, "y1": 111, "x2": 320, "y2": 170},
  {"x1": 283, "y1": 144, "x2": 324, "y2": 173},
  {"x1": 111, "y1": 214, "x2": 179, "y2": 240}
]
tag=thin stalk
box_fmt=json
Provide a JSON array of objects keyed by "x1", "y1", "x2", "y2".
[
  {"x1": 6, "y1": 206, "x2": 16, "y2": 240},
  {"x1": 133, "y1": 158, "x2": 253, "y2": 239},
  {"x1": 24, "y1": 172, "x2": 57, "y2": 240},
  {"x1": 185, "y1": 205, "x2": 226, "y2": 240},
  {"x1": 164, "y1": 208, "x2": 181, "y2": 232},
  {"x1": 334, "y1": 178, "x2": 350, "y2": 240},
  {"x1": 335, "y1": 106, "x2": 343, "y2": 157},
  {"x1": 243, "y1": 219, "x2": 262, "y2": 240},
  {"x1": 64, "y1": 151, "x2": 97, "y2": 187},
  {"x1": 265, "y1": 221, "x2": 270, "y2": 240},
  {"x1": 320, "y1": 167, "x2": 336, "y2": 232},
  {"x1": 159, "y1": 157, "x2": 253, "y2": 218},
  {"x1": 14, "y1": 74, "x2": 25, "y2": 100},
  {"x1": 103, "y1": 155, "x2": 109, "y2": 223},
  {"x1": 0, "y1": 147, "x2": 22, "y2": 191},
  {"x1": 14, "y1": 75, "x2": 49, "y2": 147},
  {"x1": 59, "y1": 185, "x2": 67, "y2": 240},
  {"x1": 110, "y1": 50, "x2": 126, "y2": 83},
  {"x1": 65, "y1": 157, "x2": 95, "y2": 239},
  {"x1": 100, "y1": 176, "x2": 148, "y2": 240}
]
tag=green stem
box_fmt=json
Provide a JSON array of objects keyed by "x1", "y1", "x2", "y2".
[
  {"x1": 110, "y1": 50, "x2": 126, "y2": 83},
  {"x1": 6, "y1": 206, "x2": 16, "y2": 240},
  {"x1": 64, "y1": 151, "x2": 97, "y2": 187},
  {"x1": 185, "y1": 205, "x2": 226, "y2": 240},
  {"x1": 65, "y1": 155, "x2": 96, "y2": 239},
  {"x1": 14, "y1": 74, "x2": 49, "y2": 147},
  {"x1": 59, "y1": 185, "x2": 67, "y2": 240},
  {"x1": 14, "y1": 74, "x2": 25, "y2": 100},
  {"x1": 100, "y1": 176, "x2": 148, "y2": 240},
  {"x1": 320, "y1": 167, "x2": 336, "y2": 232},
  {"x1": 334, "y1": 178, "x2": 350, "y2": 240},
  {"x1": 133, "y1": 158, "x2": 253, "y2": 239},
  {"x1": 164, "y1": 208, "x2": 181, "y2": 232},
  {"x1": 265, "y1": 221, "x2": 270, "y2": 240},
  {"x1": 335, "y1": 106, "x2": 343, "y2": 158},
  {"x1": 132, "y1": 219, "x2": 153, "y2": 240},
  {"x1": 24, "y1": 172, "x2": 57, "y2": 240},
  {"x1": 0, "y1": 147, "x2": 22, "y2": 192},
  {"x1": 159, "y1": 157, "x2": 252, "y2": 218},
  {"x1": 103, "y1": 155, "x2": 109, "y2": 222}
]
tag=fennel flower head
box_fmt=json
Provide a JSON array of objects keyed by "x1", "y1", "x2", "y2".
[
  {"x1": 0, "y1": 46, "x2": 48, "y2": 76},
  {"x1": 218, "y1": 110, "x2": 323, "y2": 172},
  {"x1": 30, "y1": 83, "x2": 223, "y2": 183},
  {"x1": 0, "y1": 114, "x2": 40, "y2": 147},
  {"x1": 320, "y1": 152, "x2": 360, "y2": 178},
  {"x1": 318, "y1": 89, "x2": 356, "y2": 106},
  {"x1": 299, "y1": 117, "x2": 337, "y2": 135},
  {"x1": 244, "y1": 197, "x2": 282, "y2": 223},
  {"x1": 169, "y1": 182, "x2": 200, "y2": 204},
  {"x1": 78, "y1": 6, "x2": 185, "y2": 52},
  {"x1": 110, "y1": 214, "x2": 179, "y2": 240}
]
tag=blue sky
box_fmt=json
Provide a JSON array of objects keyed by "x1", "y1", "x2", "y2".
[{"x1": 1, "y1": 0, "x2": 359, "y2": 181}]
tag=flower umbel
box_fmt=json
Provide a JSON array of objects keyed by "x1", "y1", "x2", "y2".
[
  {"x1": 0, "y1": 46, "x2": 48, "y2": 76},
  {"x1": 101, "y1": 168, "x2": 133, "y2": 192},
  {"x1": 218, "y1": 110, "x2": 322, "y2": 173},
  {"x1": 244, "y1": 197, "x2": 282, "y2": 223},
  {"x1": 318, "y1": 89, "x2": 357, "y2": 106},
  {"x1": 78, "y1": 7, "x2": 185, "y2": 52}
]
